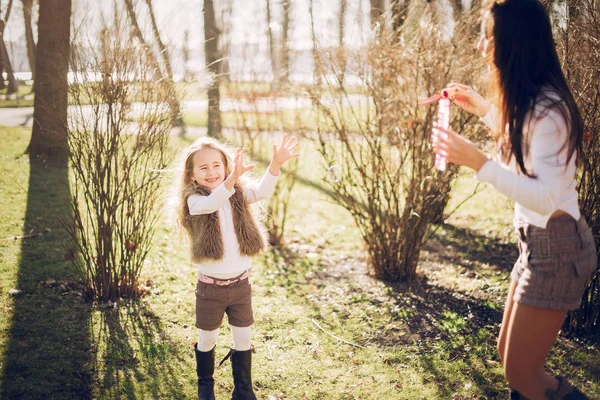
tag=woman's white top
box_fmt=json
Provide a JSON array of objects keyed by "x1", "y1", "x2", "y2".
[
  {"x1": 187, "y1": 171, "x2": 279, "y2": 279},
  {"x1": 475, "y1": 101, "x2": 580, "y2": 228}
]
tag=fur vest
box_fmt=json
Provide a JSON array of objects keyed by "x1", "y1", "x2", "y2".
[{"x1": 184, "y1": 183, "x2": 266, "y2": 263}]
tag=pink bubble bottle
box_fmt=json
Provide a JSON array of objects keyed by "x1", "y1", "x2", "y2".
[{"x1": 433, "y1": 97, "x2": 450, "y2": 171}]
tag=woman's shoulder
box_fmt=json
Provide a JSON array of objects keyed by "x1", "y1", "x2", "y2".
[{"x1": 530, "y1": 88, "x2": 569, "y2": 131}]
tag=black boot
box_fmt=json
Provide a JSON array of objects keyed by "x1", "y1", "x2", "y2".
[
  {"x1": 545, "y1": 376, "x2": 589, "y2": 400},
  {"x1": 229, "y1": 349, "x2": 257, "y2": 400},
  {"x1": 194, "y1": 344, "x2": 216, "y2": 400}
]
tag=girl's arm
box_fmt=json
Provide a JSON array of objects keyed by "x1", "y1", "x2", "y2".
[
  {"x1": 243, "y1": 170, "x2": 279, "y2": 204},
  {"x1": 244, "y1": 134, "x2": 299, "y2": 204},
  {"x1": 187, "y1": 184, "x2": 235, "y2": 215}
]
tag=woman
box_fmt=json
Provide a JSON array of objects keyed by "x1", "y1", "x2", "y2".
[{"x1": 433, "y1": 0, "x2": 597, "y2": 399}]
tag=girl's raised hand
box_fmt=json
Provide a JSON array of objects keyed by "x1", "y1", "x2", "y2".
[
  {"x1": 225, "y1": 149, "x2": 255, "y2": 190},
  {"x1": 269, "y1": 134, "x2": 300, "y2": 175},
  {"x1": 232, "y1": 148, "x2": 255, "y2": 178},
  {"x1": 443, "y1": 83, "x2": 491, "y2": 118},
  {"x1": 432, "y1": 125, "x2": 488, "y2": 173}
]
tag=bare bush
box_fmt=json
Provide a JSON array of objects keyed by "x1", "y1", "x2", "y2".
[
  {"x1": 65, "y1": 21, "x2": 175, "y2": 301},
  {"x1": 309, "y1": 9, "x2": 485, "y2": 282},
  {"x1": 553, "y1": 0, "x2": 600, "y2": 335}
]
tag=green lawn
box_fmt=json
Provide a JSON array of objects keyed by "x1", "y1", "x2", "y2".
[
  {"x1": 1, "y1": 126, "x2": 599, "y2": 399},
  {"x1": 0, "y1": 84, "x2": 34, "y2": 107}
]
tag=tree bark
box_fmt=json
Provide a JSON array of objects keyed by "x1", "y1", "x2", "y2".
[
  {"x1": 28, "y1": 0, "x2": 71, "y2": 163},
  {"x1": 123, "y1": 0, "x2": 183, "y2": 128},
  {"x1": 123, "y1": 0, "x2": 161, "y2": 78},
  {"x1": 183, "y1": 29, "x2": 191, "y2": 81},
  {"x1": 143, "y1": 0, "x2": 183, "y2": 127},
  {"x1": 370, "y1": 0, "x2": 385, "y2": 27},
  {"x1": 339, "y1": 0, "x2": 346, "y2": 48},
  {"x1": 338, "y1": 0, "x2": 346, "y2": 84},
  {"x1": 22, "y1": 0, "x2": 35, "y2": 86},
  {"x1": 265, "y1": 0, "x2": 278, "y2": 90},
  {"x1": 450, "y1": 0, "x2": 463, "y2": 16},
  {"x1": 219, "y1": 0, "x2": 232, "y2": 81},
  {"x1": 391, "y1": 0, "x2": 410, "y2": 32},
  {"x1": 0, "y1": 0, "x2": 17, "y2": 93},
  {"x1": 281, "y1": 0, "x2": 291, "y2": 83},
  {"x1": 203, "y1": 0, "x2": 222, "y2": 138}
]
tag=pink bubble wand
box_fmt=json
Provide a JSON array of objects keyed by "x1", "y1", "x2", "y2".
[{"x1": 418, "y1": 90, "x2": 450, "y2": 171}]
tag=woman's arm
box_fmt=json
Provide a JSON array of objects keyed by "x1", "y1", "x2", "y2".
[
  {"x1": 474, "y1": 110, "x2": 572, "y2": 215},
  {"x1": 480, "y1": 104, "x2": 501, "y2": 133}
]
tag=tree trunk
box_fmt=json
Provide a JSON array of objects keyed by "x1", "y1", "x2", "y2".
[
  {"x1": 339, "y1": 0, "x2": 346, "y2": 48},
  {"x1": 123, "y1": 0, "x2": 182, "y2": 128},
  {"x1": 338, "y1": 0, "x2": 346, "y2": 84},
  {"x1": 0, "y1": 29, "x2": 17, "y2": 93},
  {"x1": 143, "y1": 0, "x2": 183, "y2": 127},
  {"x1": 450, "y1": 0, "x2": 463, "y2": 16},
  {"x1": 22, "y1": 0, "x2": 36, "y2": 86},
  {"x1": 309, "y1": 0, "x2": 320, "y2": 82},
  {"x1": 123, "y1": 0, "x2": 161, "y2": 78},
  {"x1": 28, "y1": 0, "x2": 71, "y2": 163},
  {"x1": 281, "y1": 0, "x2": 291, "y2": 84},
  {"x1": 204, "y1": 0, "x2": 222, "y2": 138},
  {"x1": 370, "y1": 0, "x2": 385, "y2": 26},
  {"x1": 183, "y1": 29, "x2": 191, "y2": 81},
  {"x1": 391, "y1": 0, "x2": 410, "y2": 32},
  {"x1": 0, "y1": 0, "x2": 17, "y2": 93},
  {"x1": 219, "y1": 0, "x2": 232, "y2": 81},
  {"x1": 265, "y1": 0, "x2": 278, "y2": 90}
]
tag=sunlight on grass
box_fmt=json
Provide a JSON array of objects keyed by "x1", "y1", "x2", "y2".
[{"x1": 1, "y1": 126, "x2": 599, "y2": 399}]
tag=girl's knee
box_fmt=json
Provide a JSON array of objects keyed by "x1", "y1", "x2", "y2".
[
  {"x1": 197, "y1": 328, "x2": 220, "y2": 351},
  {"x1": 231, "y1": 325, "x2": 252, "y2": 351}
]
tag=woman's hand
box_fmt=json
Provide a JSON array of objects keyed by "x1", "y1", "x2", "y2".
[
  {"x1": 443, "y1": 83, "x2": 492, "y2": 118},
  {"x1": 433, "y1": 125, "x2": 489, "y2": 172},
  {"x1": 225, "y1": 148, "x2": 255, "y2": 190},
  {"x1": 269, "y1": 134, "x2": 300, "y2": 176}
]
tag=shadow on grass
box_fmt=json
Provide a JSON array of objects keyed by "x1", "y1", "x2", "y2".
[
  {"x1": 385, "y1": 281, "x2": 506, "y2": 398},
  {"x1": 0, "y1": 156, "x2": 94, "y2": 399},
  {"x1": 91, "y1": 302, "x2": 189, "y2": 399},
  {"x1": 428, "y1": 222, "x2": 518, "y2": 272},
  {"x1": 0, "y1": 154, "x2": 191, "y2": 398}
]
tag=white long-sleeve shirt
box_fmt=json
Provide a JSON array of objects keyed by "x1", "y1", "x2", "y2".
[
  {"x1": 475, "y1": 102, "x2": 580, "y2": 228},
  {"x1": 187, "y1": 171, "x2": 279, "y2": 279}
]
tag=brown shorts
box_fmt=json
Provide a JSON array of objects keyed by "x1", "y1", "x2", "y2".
[
  {"x1": 195, "y1": 276, "x2": 254, "y2": 331},
  {"x1": 511, "y1": 214, "x2": 598, "y2": 311}
]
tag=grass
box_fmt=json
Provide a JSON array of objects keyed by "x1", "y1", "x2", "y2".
[
  {"x1": 1, "y1": 126, "x2": 599, "y2": 399},
  {"x1": 0, "y1": 84, "x2": 34, "y2": 107}
]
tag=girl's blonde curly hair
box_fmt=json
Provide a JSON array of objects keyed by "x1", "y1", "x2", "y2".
[{"x1": 174, "y1": 137, "x2": 234, "y2": 238}]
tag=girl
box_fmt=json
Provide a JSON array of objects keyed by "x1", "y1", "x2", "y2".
[
  {"x1": 177, "y1": 135, "x2": 299, "y2": 400},
  {"x1": 432, "y1": 1, "x2": 596, "y2": 399}
]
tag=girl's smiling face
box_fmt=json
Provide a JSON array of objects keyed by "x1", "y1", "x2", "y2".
[{"x1": 190, "y1": 147, "x2": 227, "y2": 190}]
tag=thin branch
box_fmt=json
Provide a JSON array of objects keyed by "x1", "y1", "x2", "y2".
[{"x1": 311, "y1": 319, "x2": 365, "y2": 349}]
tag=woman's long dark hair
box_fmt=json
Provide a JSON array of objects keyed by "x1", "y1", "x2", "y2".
[{"x1": 486, "y1": 0, "x2": 582, "y2": 177}]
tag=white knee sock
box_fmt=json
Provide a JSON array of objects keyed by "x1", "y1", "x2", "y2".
[
  {"x1": 231, "y1": 326, "x2": 252, "y2": 351},
  {"x1": 197, "y1": 328, "x2": 219, "y2": 352}
]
